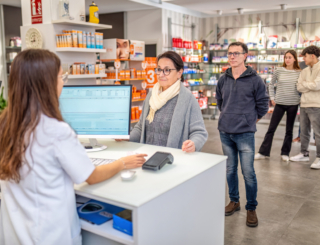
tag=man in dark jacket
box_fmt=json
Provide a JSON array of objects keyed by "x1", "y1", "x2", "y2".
[{"x1": 216, "y1": 42, "x2": 269, "y2": 227}]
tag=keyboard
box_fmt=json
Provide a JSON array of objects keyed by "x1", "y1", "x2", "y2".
[{"x1": 90, "y1": 158, "x2": 116, "y2": 167}]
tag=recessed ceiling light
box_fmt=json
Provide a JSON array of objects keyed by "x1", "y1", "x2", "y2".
[
  {"x1": 237, "y1": 8, "x2": 244, "y2": 15},
  {"x1": 280, "y1": 4, "x2": 287, "y2": 10}
]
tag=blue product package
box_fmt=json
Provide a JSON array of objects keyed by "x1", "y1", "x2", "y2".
[
  {"x1": 77, "y1": 199, "x2": 124, "y2": 225},
  {"x1": 87, "y1": 32, "x2": 91, "y2": 48},
  {"x1": 91, "y1": 33, "x2": 95, "y2": 49},
  {"x1": 113, "y1": 211, "x2": 133, "y2": 236}
]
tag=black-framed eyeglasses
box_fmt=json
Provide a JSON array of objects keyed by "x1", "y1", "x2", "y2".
[
  {"x1": 155, "y1": 68, "x2": 177, "y2": 76},
  {"x1": 227, "y1": 52, "x2": 246, "y2": 57}
]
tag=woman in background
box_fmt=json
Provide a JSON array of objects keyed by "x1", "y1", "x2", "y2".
[{"x1": 255, "y1": 50, "x2": 301, "y2": 161}]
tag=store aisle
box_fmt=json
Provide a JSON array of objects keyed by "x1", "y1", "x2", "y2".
[{"x1": 202, "y1": 120, "x2": 320, "y2": 245}]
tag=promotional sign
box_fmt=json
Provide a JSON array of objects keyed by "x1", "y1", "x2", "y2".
[
  {"x1": 145, "y1": 57, "x2": 157, "y2": 88},
  {"x1": 198, "y1": 97, "x2": 208, "y2": 110},
  {"x1": 30, "y1": 0, "x2": 43, "y2": 24}
]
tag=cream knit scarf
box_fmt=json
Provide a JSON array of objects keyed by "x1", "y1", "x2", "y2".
[{"x1": 146, "y1": 79, "x2": 181, "y2": 123}]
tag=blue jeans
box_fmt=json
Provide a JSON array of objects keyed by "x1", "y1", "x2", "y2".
[{"x1": 220, "y1": 131, "x2": 258, "y2": 211}]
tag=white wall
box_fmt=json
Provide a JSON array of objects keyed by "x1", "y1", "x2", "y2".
[
  {"x1": 162, "y1": 9, "x2": 201, "y2": 49},
  {"x1": 127, "y1": 9, "x2": 162, "y2": 56}
]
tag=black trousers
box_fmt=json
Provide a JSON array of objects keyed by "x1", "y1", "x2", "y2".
[{"x1": 259, "y1": 104, "x2": 299, "y2": 156}]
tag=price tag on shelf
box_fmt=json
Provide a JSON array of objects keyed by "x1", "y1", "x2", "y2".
[{"x1": 114, "y1": 59, "x2": 121, "y2": 69}]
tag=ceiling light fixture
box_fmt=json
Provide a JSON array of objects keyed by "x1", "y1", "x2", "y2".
[
  {"x1": 237, "y1": 8, "x2": 244, "y2": 15},
  {"x1": 217, "y1": 10, "x2": 223, "y2": 15},
  {"x1": 280, "y1": 4, "x2": 287, "y2": 10}
]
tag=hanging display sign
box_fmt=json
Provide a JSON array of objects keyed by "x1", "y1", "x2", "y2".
[
  {"x1": 30, "y1": 0, "x2": 43, "y2": 25},
  {"x1": 145, "y1": 58, "x2": 157, "y2": 88}
]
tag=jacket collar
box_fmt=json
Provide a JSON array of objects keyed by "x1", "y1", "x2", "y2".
[{"x1": 226, "y1": 66, "x2": 257, "y2": 79}]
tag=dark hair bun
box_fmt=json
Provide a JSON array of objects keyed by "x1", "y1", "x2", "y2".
[{"x1": 180, "y1": 75, "x2": 185, "y2": 82}]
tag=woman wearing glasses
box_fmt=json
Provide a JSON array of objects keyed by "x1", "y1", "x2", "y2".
[
  {"x1": 0, "y1": 49, "x2": 146, "y2": 244},
  {"x1": 129, "y1": 51, "x2": 208, "y2": 152}
]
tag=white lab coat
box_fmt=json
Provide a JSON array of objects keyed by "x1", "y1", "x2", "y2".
[{"x1": 0, "y1": 115, "x2": 95, "y2": 245}]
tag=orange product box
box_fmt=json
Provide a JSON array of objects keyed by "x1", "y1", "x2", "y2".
[
  {"x1": 137, "y1": 90, "x2": 147, "y2": 98},
  {"x1": 141, "y1": 70, "x2": 146, "y2": 78},
  {"x1": 131, "y1": 108, "x2": 136, "y2": 120},
  {"x1": 95, "y1": 65, "x2": 99, "y2": 74},
  {"x1": 137, "y1": 70, "x2": 142, "y2": 78},
  {"x1": 132, "y1": 92, "x2": 141, "y2": 100},
  {"x1": 125, "y1": 70, "x2": 130, "y2": 78},
  {"x1": 120, "y1": 70, "x2": 125, "y2": 78}
]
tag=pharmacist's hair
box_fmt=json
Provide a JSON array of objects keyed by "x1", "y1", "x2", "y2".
[
  {"x1": 0, "y1": 49, "x2": 63, "y2": 183},
  {"x1": 283, "y1": 50, "x2": 301, "y2": 70},
  {"x1": 157, "y1": 51, "x2": 185, "y2": 82}
]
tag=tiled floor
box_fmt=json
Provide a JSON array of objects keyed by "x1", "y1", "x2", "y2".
[{"x1": 202, "y1": 120, "x2": 319, "y2": 245}]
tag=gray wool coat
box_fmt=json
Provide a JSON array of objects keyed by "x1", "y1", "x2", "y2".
[{"x1": 130, "y1": 82, "x2": 208, "y2": 151}]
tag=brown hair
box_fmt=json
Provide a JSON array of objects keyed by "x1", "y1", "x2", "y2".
[
  {"x1": 283, "y1": 50, "x2": 301, "y2": 70},
  {"x1": 301, "y1": 45, "x2": 320, "y2": 58},
  {"x1": 0, "y1": 49, "x2": 63, "y2": 182}
]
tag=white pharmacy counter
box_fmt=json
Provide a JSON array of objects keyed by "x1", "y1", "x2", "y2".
[{"x1": 75, "y1": 140, "x2": 227, "y2": 245}]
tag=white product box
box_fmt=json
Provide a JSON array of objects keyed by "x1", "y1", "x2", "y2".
[
  {"x1": 277, "y1": 42, "x2": 291, "y2": 49},
  {"x1": 130, "y1": 40, "x2": 145, "y2": 61},
  {"x1": 266, "y1": 55, "x2": 279, "y2": 62}
]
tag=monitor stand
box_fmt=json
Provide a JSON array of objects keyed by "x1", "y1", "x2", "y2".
[{"x1": 82, "y1": 138, "x2": 108, "y2": 152}]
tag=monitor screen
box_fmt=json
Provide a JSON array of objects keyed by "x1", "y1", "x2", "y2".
[{"x1": 59, "y1": 85, "x2": 132, "y2": 138}]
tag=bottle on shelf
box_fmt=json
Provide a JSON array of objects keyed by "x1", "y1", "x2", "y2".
[{"x1": 89, "y1": 1, "x2": 99, "y2": 24}]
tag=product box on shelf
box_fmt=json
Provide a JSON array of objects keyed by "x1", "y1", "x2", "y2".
[
  {"x1": 258, "y1": 34, "x2": 266, "y2": 49},
  {"x1": 266, "y1": 55, "x2": 279, "y2": 62},
  {"x1": 101, "y1": 39, "x2": 145, "y2": 60},
  {"x1": 267, "y1": 35, "x2": 278, "y2": 49},
  {"x1": 56, "y1": 30, "x2": 103, "y2": 49},
  {"x1": 277, "y1": 42, "x2": 291, "y2": 49},
  {"x1": 101, "y1": 39, "x2": 130, "y2": 60},
  {"x1": 113, "y1": 210, "x2": 133, "y2": 236},
  {"x1": 258, "y1": 55, "x2": 267, "y2": 62},
  {"x1": 130, "y1": 40, "x2": 145, "y2": 61}
]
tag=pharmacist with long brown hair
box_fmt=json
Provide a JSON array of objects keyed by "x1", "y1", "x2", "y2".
[{"x1": 0, "y1": 49, "x2": 147, "y2": 245}]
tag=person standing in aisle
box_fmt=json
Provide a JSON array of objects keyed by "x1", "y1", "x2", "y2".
[
  {"x1": 293, "y1": 60, "x2": 307, "y2": 143},
  {"x1": 216, "y1": 42, "x2": 269, "y2": 227},
  {"x1": 255, "y1": 50, "x2": 301, "y2": 161},
  {"x1": 0, "y1": 49, "x2": 147, "y2": 245},
  {"x1": 290, "y1": 46, "x2": 320, "y2": 168}
]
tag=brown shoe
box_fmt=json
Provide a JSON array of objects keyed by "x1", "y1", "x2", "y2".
[
  {"x1": 246, "y1": 210, "x2": 258, "y2": 227},
  {"x1": 293, "y1": 137, "x2": 300, "y2": 143},
  {"x1": 225, "y1": 201, "x2": 240, "y2": 216}
]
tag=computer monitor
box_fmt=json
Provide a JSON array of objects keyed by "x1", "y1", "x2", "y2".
[{"x1": 59, "y1": 85, "x2": 132, "y2": 152}]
